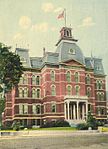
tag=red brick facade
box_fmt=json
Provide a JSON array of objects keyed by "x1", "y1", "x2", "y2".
[{"x1": 2, "y1": 27, "x2": 107, "y2": 127}]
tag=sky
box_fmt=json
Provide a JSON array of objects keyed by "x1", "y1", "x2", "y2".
[{"x1": 0, "y1": 0, "x2": 108, "y2": 87}]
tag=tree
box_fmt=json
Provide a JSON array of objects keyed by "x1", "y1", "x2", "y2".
[
  {"x1": 0, "y1": 43, "x2": 23, "y2": 121},
  {"x1": 87, "y1": 111, "x2": 97, "y2": 129}
]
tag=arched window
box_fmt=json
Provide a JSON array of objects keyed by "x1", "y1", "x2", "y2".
[
  {"x1": 51, "y1": 71, "x2": 55, "y2": 81},
  {"x1": 96, "y1": 107, "x2": 106, "y2": 115},
  {"x1": 97, "y1": 92, "x2": 104, "y2": 101},
  {"x1": 75, "y1": 85, "x2": 80, "y2": 96},
  {"x1": 99, "y1": 81, "x2": 103, "y2": 89},
  {"x1": 66, "y1": 30, "x2": 69, "y2": 36},
  {"x1": 96, "y1": 80, "x2": 99, "y2": 89},
  {"x1": 96, "y1": 80, "x2": 103, "y2": 90},
  {"x1": 24, "y1": 87, "x2": 28, "y2": 97},
  {"x1": 32, "y1": 88, "x2": 36, "y2": 98},
  {"x1": 86, "y1": 87, "x2": 91, "y2": 97},
  {"x1": 32, "y1": 75, "x2": 36, "y2": 85},
  {"x1": 66, "y1": 85, "x2": 72, "y2": 95},
  {"x1": 66, "y1": 71, "x2": 71, "y2": 82},
  {"x1": 51, "y1": 102, "x2": 56, "y2": 113},
  {"x1": 101, "y1": 93, "x2": 104, "y2": 101},
  {"x1": 36, "y1": 88, "x2": 41, "y2": 98},
  {"x1": 19, "y1": 77, "x2": 23, "y2": 84},
  {"x1": 19, "y1": 88, "x2": 23, "y2": 97},
  {"x1": 51, "y1": 85, "x2": 56, "y2": 96},
  {"x1": 32, "y1": 104, "x2": 41, "y2": 114},
  {"x1": 75, "y1": 72, "x2": 79, "y2": 83},
  {"x1": 86, "y1": 74, "x2": 91, "y2": 84},
  {"x1": 23, "y1": 75, "x2": 28, "y2": 84},
  {"x1": 36, "y1": 76, "x2": 40, "y2": 85}
]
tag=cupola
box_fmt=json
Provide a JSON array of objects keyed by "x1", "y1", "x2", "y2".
[{"x1": 56, "y1": 27, "x2": 78, "y2": 46}]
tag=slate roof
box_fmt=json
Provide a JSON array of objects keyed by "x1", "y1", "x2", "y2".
[
  {"x1": 15, "y1": 27, "x2": 105, "y2": 75},
  {"x1": 56, "y1": 41, "x2": 85, "y2": 65}
]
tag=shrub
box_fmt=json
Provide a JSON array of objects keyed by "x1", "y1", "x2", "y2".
[
  {"x1": 87, "y1": 111, "x2": 98, "y2": 130},
  {"x1": 12, "y1": 121, "x2": 21, "y2": 131},
  {"x1": 55, "y1": 120, "x2": 70, "y2": 127},
  {"x1": 77, "y1": 123, "x2": 88, "y2": 130},
  {"x1": 41, "y1": 120, "x2": 70, "y2": 128}
]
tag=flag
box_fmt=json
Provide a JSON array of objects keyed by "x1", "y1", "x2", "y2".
[{"x1": 57, "y1": 10, "x2": 64, "y2": 19}]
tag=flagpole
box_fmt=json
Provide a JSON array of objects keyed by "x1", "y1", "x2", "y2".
[{"x1": 64, "y1": 9, "x2": 66, "y2": 27}]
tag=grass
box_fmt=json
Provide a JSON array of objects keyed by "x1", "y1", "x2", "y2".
[
  {"x1": 0, "y1": 127, "x2": 77, "y2": 132},
  {"x1": 26, "y1": 127, "x2": 77, "y2": 131}
]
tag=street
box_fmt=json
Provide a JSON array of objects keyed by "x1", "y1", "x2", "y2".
[{"x1": 0, "y1": 131, "x2": 108, "y2": 149}]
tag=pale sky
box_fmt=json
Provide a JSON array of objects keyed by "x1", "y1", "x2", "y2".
[{"x1": 0, "y1": 0, "x2": 108, "y2": 88}]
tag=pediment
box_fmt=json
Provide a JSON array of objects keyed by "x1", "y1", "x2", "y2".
[{"x1": 61, "y1": 59, "x2": 85, "y2": 67}]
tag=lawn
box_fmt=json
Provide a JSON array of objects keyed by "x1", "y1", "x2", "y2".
[{"x1": 27, "y1": 127, "x2": 77, "y2": 131}]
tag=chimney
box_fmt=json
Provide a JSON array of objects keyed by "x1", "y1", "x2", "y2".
[{"x1": 43, "y1": 47, "x2": 46, "y2": 56}]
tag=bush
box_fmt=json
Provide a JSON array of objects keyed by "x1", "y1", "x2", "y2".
[
  {"x1": 41, "y1": 120, "x2": 70, "y2": 128},
  {"x1": 12, "y1": 121, "x2": 21, "y2": 131},
  {"x1": 87, "y1": 111, "x2": 98, "y2": 130},
  {"x1": 77, "y1": 123, "x2": 88, "y2": 130}
]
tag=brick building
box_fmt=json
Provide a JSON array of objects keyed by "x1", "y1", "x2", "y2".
[{"x1": 2, "y1": 27, "x2": 107, "y2": 127}]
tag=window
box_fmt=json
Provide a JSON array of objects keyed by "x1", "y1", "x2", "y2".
[
  {"x1": 96, "y1": 107, "x2": 106, "y2": 115},
  {"x1": 75, "y1": 85, "x2": 80, "y2": 96},
  {"x1": 19, "y1": 77, "x2": 23, "y2": 84},
  {"x1": 51, "y1": 85, "x2": 56, "y2": 96},
  {"x1": 66, "y1": 85, "x2": 72, "y2": 95},
  {"x1": 75, "y1": 72, "x2": 79, "y2": 83},
  {"x1": 36, "y1": 76, "x2": 40, "y2": 85},
  {"x1": 24, "y1": 87, "x2": 28, "y2": 97},
  {"x1": 32, "y1": 75, "x2": 36, "y2": 85},
  {"x1": 69, "y1": 48, "x2": 76, "y2": 54},
  {"x1": 101, "y1": 93, "x2": 104, "y2": 101},
  {"x1": 32, "y1": 105, "x2": 41, "y2": 114},
  {"x1": 99, "y1": 81, "x2": 103, "y2": 89},
  {"x1": 23, "y1": 75, "x2": 28, "y2": 84},
  {"x1": 19, "y1": 74, "x2": 28, "y2": 84},
  {"x1": 66, "y1": 71, "x2": 71, "y2": 82},
  {"x1": 19, "y1": 104, "x2": 28, "y2": 114},
  {"x1": 19, "y1": 87, "x2": 28, "y2": 98},
  {"x1": 66, "y1": 30, "x2": 69, "y2": 36},
  {"x1": 51, "y1": 71, "x2": 55, "y2": 82},
  {"x1": 86, "y1": 74, "x2": 91, "y2": 84},
  {"x1": 19, "y1": 88, "x2": 23, "y2": 98},
  {"x1": 32, "y1": 88, "x2": 36, "y2": 98},
  {"x1": 97, "y1": 92, "x2": 104, "y2": 101},
  {"x1": 36, "y1": 88, "x2": 41, "y2": 98},
  {"x1": 96, "y1": 80, "x2": 103, "y2": 90},
  {"x1": 51, "y1": 103, "x2": 56, "y2": 113},
  {"x1": 86, "y1": 87, "x2": 91, "y2": 97}
]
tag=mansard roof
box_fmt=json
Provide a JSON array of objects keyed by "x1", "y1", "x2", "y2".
[
  {"x1": 15, "y1": 27, "x2": 105, "y2": 76},
  {"x1": 56, "y1": 41, "x2": 85, "y2": 65}
]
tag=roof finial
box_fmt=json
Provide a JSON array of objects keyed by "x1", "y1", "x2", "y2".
[{"x1": 43, "y1": 47, "x2": 46, "y2": 56}]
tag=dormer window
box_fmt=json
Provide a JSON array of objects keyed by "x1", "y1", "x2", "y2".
[
  {"x1": 20, "y1": 57, "x2": 26, "y2": 63},
  {"x1": 66, "y1": 30, "x2": 70, "y2": 37},
  {"x1": 69, "y1": 48, "x2": 76, "y2": 55}
]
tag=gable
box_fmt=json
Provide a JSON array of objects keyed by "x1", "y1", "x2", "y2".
[{"x1": 60, "y1": 59, "x2": 85, "y2": 68}]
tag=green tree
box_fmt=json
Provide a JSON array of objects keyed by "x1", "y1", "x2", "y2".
[
  {"x1": 0, "y1": 43, "x2": 23, "y2": 121},
  {"x1": 87, "y1": 111, "x2": 97, "y2": 129}
]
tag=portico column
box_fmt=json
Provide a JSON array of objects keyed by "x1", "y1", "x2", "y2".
[
  {"x1": 73, "y1": 103, "x2": 76, "y2": 119},
  {"x1": 86, "y1": 102, "x2": 88, "y2": 119},
  {"x1": 67, "y1": 101, "x2": 70, "y2": 120},
  {"x1": 77, "y1": 101, "x2": 79, "y2": 120},
  {"x1": 64, "y1": 102, "x2": 67, "y2": 120},
  {"x1": 82, "y1": 104, "x2": 85, "y2": 120}
]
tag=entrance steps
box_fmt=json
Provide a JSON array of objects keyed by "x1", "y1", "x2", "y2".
[{"x1": 66, "y1": 119, "x2": 86, "y2": 125}]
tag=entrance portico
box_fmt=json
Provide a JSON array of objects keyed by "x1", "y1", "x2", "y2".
[{"x1": 64, "y1": 95, "x2": 88, "y2": 123}]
